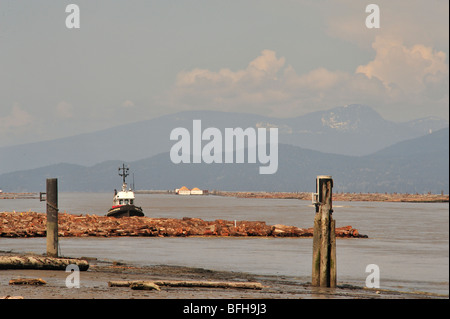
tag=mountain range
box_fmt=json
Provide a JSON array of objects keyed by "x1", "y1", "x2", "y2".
[
  {"x1": 1, "y1": 127, "x2": 448, "y2": 194},
  {"x1": 0, "y1": 104, "x2": 447, "y2": 176}
]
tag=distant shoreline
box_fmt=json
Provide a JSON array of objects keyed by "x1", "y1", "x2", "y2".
[
  {"x1": 210, "y1": 191, "x2": 449, "y2": 203},
  {"x1": 0, "y1": 193, "x2": 39, "y2": 200},
  {"x1": 136, "y1": 190, "x2": 449, "y2": 203},
  {"x1": 1, "y1": 191, "x2": 448, "y2": 203}
]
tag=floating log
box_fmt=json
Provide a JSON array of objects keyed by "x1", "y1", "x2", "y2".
[
  {"x1": 9, "y1": 278, "x2": 47, "y2": 285},
  {"x1": 0, "y1": 256, "x2": 89, "y2": 271},
  {"x1": 109, "y1": 280, "x2": 264, "y2": 290},
  {"x1": 0, "y1": 212, "x2": 368, "y2": 238}
]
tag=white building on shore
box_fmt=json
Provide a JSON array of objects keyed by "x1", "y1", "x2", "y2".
[
  {"x1": 190, "y1": 187, "x2": 203, "y2": 195},
  {"x1": 175, "y1": 186, "x2": 208, "y2": 195},
  {"x1": 177, "y1": 186, "x2": 191, "y2": 195}
]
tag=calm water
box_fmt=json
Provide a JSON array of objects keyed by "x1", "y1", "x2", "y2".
[{"x1": 1, "y1": 193, "x2": 448, "y2": 295}]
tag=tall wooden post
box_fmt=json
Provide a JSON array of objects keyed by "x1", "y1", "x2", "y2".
[
  {"x1": 46, "y1": 178, "x2": 58, "y2": 257},
  {"x1": 312, "y1": 207, "x2": 322, "y2": 286},
  {"x1": 312, "y1": 175, "x2": 336, "y2": 288}
]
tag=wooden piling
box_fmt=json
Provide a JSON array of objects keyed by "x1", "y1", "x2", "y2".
[
  {"x1": 46, "y1": 178, "x2": 58, "y2": 258},
  {"x1": 311, "y1": 175, "x2": 336, "y2": 288},
  {"x1": 330, "y1": 218, "x2": 337, "y2": 288},
  {"x1": 311, "y1": 210, "x2": 322, "y2": 286}
]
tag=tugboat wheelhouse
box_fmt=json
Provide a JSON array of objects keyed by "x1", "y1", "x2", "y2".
[{"x1": 107, "y1": 164, "x2": 144, "y2": 218}]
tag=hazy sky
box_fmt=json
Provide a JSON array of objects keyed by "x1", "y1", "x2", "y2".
[{"x1": 0, "y1": 0, "x2": 448, "y2": 147}]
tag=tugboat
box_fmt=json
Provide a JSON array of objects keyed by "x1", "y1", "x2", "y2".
[{"x1": 107, "y1": 164, "x2": 144, "y2": 218}]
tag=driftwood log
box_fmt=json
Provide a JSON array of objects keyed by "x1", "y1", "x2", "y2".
[
  {"x1": 0, "y1": 256, "x2": 89, "y2": 271},
  {"x1": 154, "y1": 280, "x2": 264, "y2": 290},
  {"x1": 108, "y1": 280, "x2": 264, "y2": 290},
  {"x1": 130, "y1": 282, "x2": 161, "y2": 291},
  {"x1": 9, "y1": 278, "x2": 47, "y2": 285}
]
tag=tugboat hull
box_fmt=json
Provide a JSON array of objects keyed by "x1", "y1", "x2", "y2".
[{"x1": 107, "y1": 205, "x2": 144, "y2": 218}]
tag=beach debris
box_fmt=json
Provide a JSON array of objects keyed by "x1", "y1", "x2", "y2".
[
  {"x1": 130, "y1": 282, "x2": 161, "y2": 291},
  {"x1": 154, "y1": 280, "x2": 265, "y2": 290},
  {"x1": 109, "y1": 280, "x2": 264, "y2": 290},
  {"x1": 9, "y1": 278, "x2": 47, "y2": 286},
  {"x1": 108, "y1": 281, "x2": 135, "y2": 287},
  {"x1": 0, "y1": 295, "x2": 25, "y2": 299},
  {"x1": 0, "y1": 212, "x2": 368, "y2": 238},
  {"x1": 0, "y1": 255, "x2": 89, "y2": 271}
]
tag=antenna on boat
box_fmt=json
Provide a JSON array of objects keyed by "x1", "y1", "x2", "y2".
[{"x1": 118, "y1": 163, "x2": 129, "y2": 184}]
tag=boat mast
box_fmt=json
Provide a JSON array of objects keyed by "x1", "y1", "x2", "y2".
[{"x1": 118, "y1": 164, "x2": 129, "y2": 185}]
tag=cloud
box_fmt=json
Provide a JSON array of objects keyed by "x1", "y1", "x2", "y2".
[
  {"x1": 248, "y1": 49, "x2": 286, "y2": 77},
  {"x1": 319, "y1": 0, "x2": 449, "y2": 51},
  {"x1": 356, "y1": 37, "x2": 448, "y2": 95},
  {"x1": 175, "y1": 49, "x2": 285, "y2": 88},
  {"x1": 171, "y1": 50, "x2": 289, "y2": 115},
  {"x1": 122, "y1": 100, "x2": 135, "y2": 108},
  {"x1": 167, "y1": 43, "x2": 448, "y2": 121},
  {"x1": 0, "y1": 104, "x2": 33, "y2": 133},
  {"x1": 56, "y1": 101, "x2": 74, "y2": 119}
]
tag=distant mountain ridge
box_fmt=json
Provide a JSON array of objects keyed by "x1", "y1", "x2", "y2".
[
  {"x1": 1, "y1": 128, "x2": 448, "y2": 194},
  {"x1": 0, "y1": 104, "x2": 447, "y2": 175}
]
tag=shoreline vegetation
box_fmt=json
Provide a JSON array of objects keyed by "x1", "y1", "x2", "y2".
[{"x1": 1, "y1": 191, "x2": 448, "y2": 202}]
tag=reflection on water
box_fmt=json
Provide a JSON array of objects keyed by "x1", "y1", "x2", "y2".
[{"x1": 1, "y1": 193, "x2": 448, "y2": 295}]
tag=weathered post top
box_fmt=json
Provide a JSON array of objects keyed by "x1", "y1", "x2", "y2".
[
  {"x1": 316, "y1": 175, "x2": 332, "y2": 203},
  {"x1": 312, "y1": 175, "x2": 332, "y2": 212}
]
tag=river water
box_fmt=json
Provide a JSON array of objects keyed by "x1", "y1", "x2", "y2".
[{"x1": 1, "y1": 193, "x2": 448, "y2": 296}]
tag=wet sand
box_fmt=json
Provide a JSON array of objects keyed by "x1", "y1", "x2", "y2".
[{"x1": 1, "y1": 253, "x2": 445, "y2": 300}]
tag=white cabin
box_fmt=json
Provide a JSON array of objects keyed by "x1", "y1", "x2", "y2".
[{"x1": 112, "y1": 183, "x2": 136, "y2": 207}]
